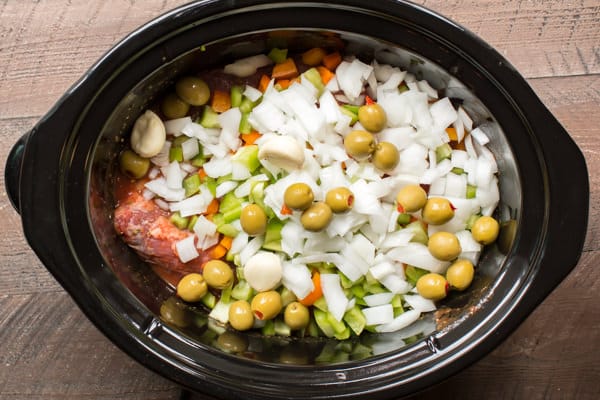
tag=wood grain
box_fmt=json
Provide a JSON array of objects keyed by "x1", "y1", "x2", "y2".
[{"x1": 0, "y1": 1, "x2": 598, "y2": 399}]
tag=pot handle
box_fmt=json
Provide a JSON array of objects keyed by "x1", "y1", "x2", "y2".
[{"x1": 4, "y1": 131, "x2": 30, "y2": 214}]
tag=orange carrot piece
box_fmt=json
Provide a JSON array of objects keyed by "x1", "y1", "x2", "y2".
[
  {"x1": 275, "y1": 79, "x2": 293, "y2": 90},
  {"x1": 210, "y1": 244, "x2": 228, "y2": 259},
  {"x1": 197, "y1": 168, "x2": 208, "y2": 179},
  {"x1": 322, "y1": 51, "x2": 342, "y2": 71},
  {"x1": 316, "y1": 66, "x2": 335, "y2": 85},
  {"x1": 299, "y1": 272, "x2": 323, "y2": 306},
  {"x1": 302, "y1": 47, "x2": 326, "y2": 66},
  {"x1": 206, "y1": 198, "x2": 220, "y2": 215},
  {"x1": 258, "y1": 74, "x2": 271, "y2": 92},
  {"x1": 211, "y1": 90, "x2": 231, "y2": 113},
  {"x1": 241, "y1": 131, "x2": 262, "y2": 146},
  {"x1": 220, "y1": 235, "x2": 233, "y2": 250},
  {"x1": 272, "y1": 58, "x2": 298, "y2": 79},
  {"x1": 280, "y1": 204, "x2": 293, "y2": 215},
  {"x1": 446, "y1": 127, "x2": 458, "y2": 142}
]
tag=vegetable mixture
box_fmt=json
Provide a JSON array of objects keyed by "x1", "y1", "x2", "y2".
[{"x1": 114, "y1": 46, "x2": 501, "y2": 340}]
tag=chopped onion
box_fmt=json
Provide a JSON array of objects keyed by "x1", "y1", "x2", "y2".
[
  {"x1": 364, "y1": 292, "x2": 395, "y2": 307},
  {"x1": 243, "y1": 85, "x2": 263, "y2": 102},
  {"x1": 375, "y1": 309, "x2": 421, "y2": 333},
  {"x1": 181, "y1": 138, "x2": 200, "y2": 160},
  {"x1": 224, "y1": 54, "x2": 272, "y2": 77},
  {"x1": 145, "y1": 177, "x2": 185, "y2": 202},
  {"x1": 363, "y1": 304, "x2": 394, "y2": 326},
  {"x1": 320, "y1": 274, "x2": 349, "y2": 322},
  {"x1": 193, "y1": 215, "x2": 217, "y2": 240},
  {"x1": 282, "y1": 262, "x2": 314, "y2": 300},
  {"x1": 380, "y1": 274, "x2": 412, "y2": 294},
  {"x1": 470, "y1": 127, "x2": 490, "y2": 146},
  {"x1": 386, "y1": 243, "x2": 450, "y2": 273},
  {"x1": 164, "y1": 117, "x2": 192, "y2": 136},
  {"x1": 175, "y1": 235, "x2": 199, "y2": 263},
  {"x1": 403, "y1": 294, "x2": 436, "y2": 312},
  {"x1": 215, "y1": 180, "x2": 238, "y2": 198}
]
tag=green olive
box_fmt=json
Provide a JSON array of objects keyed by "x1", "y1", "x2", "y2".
[
  {"x1": 228, "y1": 300, "x2": 254, "y2": 331},
  {"x1": 176, "y1": 273, "x2": 208, "y2": 302},
  {"x1": 161, "y1": 92, "x2": 190, "y2": 119},
  {"x1": 159, "y1": 297, "x2": 191, "y2": 327},
  {"x1": 284, "y1": 182, "x2": 314, "y2": 211},
  {"x1": 240, "y1": 204, "x2": 267, "y2": 235},
  {"x1": 428, "y1": 231, "x2": 462, "y2": 261},
  {"x1": 343, "y1": 130, "x2": 376, "y2": 160},
  {"x1": 217, "y1": 331, "x2": 248, "y2": 353},
  {"x1": 175, "y1": 76, "x2": 210, "y2": 106},
  {"x1": 358, "y1": 103, "x2": 387, "y2": 132},
  {"x1": 445, "y1": 259, "x2": 475, "y2": 291},
  {"x1": 300, "y1": 202, "x2": 333, "y2": 232},
  {"x1": 283, "y1": 302, "x2": 310, "y2": 330},
  {"x1": 202, "y1": 260, "x2": 234, "y2": 289},
  {"x1": 119, "y1": 149, "x2": 150, "y2": 179},
  {"x1": 396, "y1": 185, "x2": 427, "y2": 213},
  {"x1": 325, "y1": 187, "x2": 354, "y2": 213},
  {"x1": 471, "y1": 216, "x2": 500, "y2": 245},
  {"x1": 251, "y1": 291, "x2": 282, "y2": 320},
  {"x1": 416, "y1": 273, "x2": 449, "y2": 301},
  {"x1": 422, "y1": 197, "x2": 455, "y2": 225},
  {"x1": 372, "y1": 141, "x2": 400, "y2": 171}
]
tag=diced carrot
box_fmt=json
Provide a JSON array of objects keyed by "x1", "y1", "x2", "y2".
[
  {"x1": 258, "y1": 74, "x2": 271, "y2": 92},
  {"x1": 210, "y1": 244, "x2": 228, "y2": 259},
  {"x1": 281, "y1": 204, "x2": 293, "y2": 215},
  {"x1": 210, "y1": 89, "x2": 231, "y2": 113},
  {"x1": 206, "y1": 198, "x2": 220, "y2": 215},
  {"x1": 272, "y1": 58, "x2": 298, "y2": 79},
  {"x1": 197, "y1": 168, "x2": 208, "y2": 179},
  {"x1": 453, "y1": 140, "x2": 467, "y2": 151},
  {"x1": 446, "y1": 127, "x2": 458, "y2": 142},
  {"x1": 220, "y1": 235, "x2": 233, "y2": 250},
  {"x1": 365, "y1": 95, "x2": 375, "y2": 105},
  {"x1": 241, "y1": 131, "x2": 262, "y2": 146},
  {"x1": 299, "y1": 272, "x2": 323, "y2": 306},
  {"x1": 316, "y1": 66, "x2": 335, "y2": 85},
  {"x1": 275, "y1": 79, "x2": 293, "y2": 90},
  {"x1": 322, "y1": 51, "x2": 342, "y2": 71},
  {"x1": 301, "y1": 47, "x2": 326, "y2": 66}
]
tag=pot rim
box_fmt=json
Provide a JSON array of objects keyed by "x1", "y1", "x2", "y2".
[{"x1": 8, "y1": 1, "x2": 588, "y2": 399}]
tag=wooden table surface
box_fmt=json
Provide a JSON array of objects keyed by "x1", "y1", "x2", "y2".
[{"x1": 1, "y1": 1, "x2": 598, "y2": 399}]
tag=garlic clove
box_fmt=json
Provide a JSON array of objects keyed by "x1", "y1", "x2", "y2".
[
  {"x1": 258, "y1": 135, "x2": 305, "y2": 171},
  {"x1": 244, "y1": 251, "x2": 283, "y2": 292},
  {"x1": 130, "y1": 110, "x2": 167, "y2": 158}
]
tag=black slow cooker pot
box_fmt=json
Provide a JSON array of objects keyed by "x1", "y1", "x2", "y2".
[{"x1": 4, "y1": 1, "x2": 589, "y2": 399}]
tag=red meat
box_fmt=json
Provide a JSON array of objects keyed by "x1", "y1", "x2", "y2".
[{"x1": 113, "y1": 177, "x2": 209, "y2": 278}]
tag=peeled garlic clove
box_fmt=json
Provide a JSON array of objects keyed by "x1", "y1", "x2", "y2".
[
  {"x1": 244, "y1": 251, "x2": 283, "y2": 292},
  {"x1": 258, "y1": 135, "x2": 305, "y2": 171},
  {"x1": 130, "y1": 110, "x2": 166, "y2": 158}
]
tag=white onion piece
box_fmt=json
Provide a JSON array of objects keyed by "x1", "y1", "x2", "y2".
[
  {"x1": 197, "y1": 232, "x2": 219, "y2": 251},
  {"x1": 175, "y1": 235, "x2": 199, "y2": 263},
  {"x1": 145, "y1": 178, "x2": 185, "y2": 202},
  {"x1": 215, "y1": 180, "x2": 238, "y2": 198},
  {"x1": 403, "y1": 294, "x2": 436, "y2": 312},
  {"x1": 417, "y1": 80, "x2": 439, "y2": 99},
  {"x1": 320, "y1": 274, "x2": 349, "y2": 321},
  {"x1": 387, "y1": 243, "x2": 450, "y2": 273},
  {"x1": 193, "y1": 215, "x2": 217, "y2": 240},
  {"x1": 369, "y1": 261, "x2": 396, "y2": 280},
  {"x1": 282, "y1": 262, "x2": 314, "y2": 300},
  {"x1": 229, "y1": 232, "x2": 248, "y2": 255},
  {"x1": 239, "y1": 236, "x2": 264, "y2": 267},
  {"x1": 243, "y1": 85, "x2": 263, "y2": 102},
  {"x1": 202, "y1": 155, "x2": 233, "y2": 178},
  {"x1": 458, "y1": 106, "x2": 473, "y2": 131},
  {"x1": 470, "y1": 127, "x2": 490, "y2": 146},
  {"x1": 224, "y1": 54, "x2": 272, "y2": 77},
  {"x1": 171, "y1": 193, "x2": 212, "y2": 217},
  {"x1": 363, "y1": 304, "x2": 394, "y2": 326},
  {"x1": 154, "y1": 198, "x2": 170, "y2": 211},
  {"x1": 164, "y1": 117, "x2": 192, "y2": 136},
  {"x1": 181, "y1": 138, "x2": 200, "y2": 161},
  {"x1": 380, "y1": 274, "x2": 412, "y2": 294},
  {"x1": 364, "y1": 293, "x2": 395, "y2": 307},
  {"x1": 375, "y1": 309, "x2": 421, "y2": 333}
]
